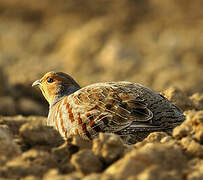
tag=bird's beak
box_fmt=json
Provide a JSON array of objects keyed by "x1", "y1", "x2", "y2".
[{"x1": 32, "y1": 79, "x2": 42, "y2": 87}]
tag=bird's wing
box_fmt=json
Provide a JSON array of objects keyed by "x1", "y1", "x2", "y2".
[{"x1": 69, "y1": 82, "x2": 153, "y2": 138}]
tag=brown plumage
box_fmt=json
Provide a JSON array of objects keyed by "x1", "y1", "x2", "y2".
[{"x1": 32, "y1": 71, "x2": 185, "y2": 144}]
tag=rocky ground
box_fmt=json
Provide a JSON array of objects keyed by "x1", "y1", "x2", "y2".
[
  {"x1": 0, "y1": 91, "x2": 203, "y2": 180},
  {"x1": 0, "y1": 0, "x2": 202, "y2": 179}
]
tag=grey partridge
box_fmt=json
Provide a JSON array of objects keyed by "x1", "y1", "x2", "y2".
[{"x1": 32, "y1": 72, "x2": 185, "y2": 144}]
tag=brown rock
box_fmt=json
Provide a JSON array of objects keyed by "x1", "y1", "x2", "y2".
[
  {"x1": 52, "y1": 142, "x2": 75, "y2": 162},
  {"x1": 0, "y1": 115, "x2": 36, "y2": 135},
  {"x1": 92, "y1": 133, "x2": 125, "y2": 164},
  {"x1": 161, "y1": 87, "x2": 194, "y2": 111},
  {"x1": 135, "y1": 132, "x2": 169, "y2": 148},
  {"x1": 172, "y1": 124, "x2": 191, "y2": 139},
  {"x1": 160, "y1": 136, "x2": 180, "y2": 148},
  {"x1": 83, "y1": 173, "x2": 117, "y2": 180},
  {"x1": 21, "y1": 175, "x2": 41, "y2": 180},
  {"x1": 137, "y1": 166, "x2": 182, "y2": 180},
  {"x1": 51, "y1": 142, "x2": 77, "y2": 173},
  {"x1": 71, "y1": 149, "x2": 103, "y2": 175},
  {"x1": 0, "y1": 69, "x2": 7, "y2": 96},
  {"x1": 83, "y1": 173, "x2": 114, "y2": 180},
  {"x1": 193, "y1": 112, "x2": 203, "y2": 143},
  {"x1": 69, "y1": 135, "x2": 92, "y2": 150},
  {"x1": 43, "y1": 169, "x2": 81, "y2": 180},
  {"x1": 105, "y1": 149, "x2": 146, "y2": 179},
  {"x1": 17, "y1": 97, "x2": 46, "y2": 116},
  {"x1": 190, "y1": 93, "x2": 203, "y2": 110},
  {"x1": 105, "y1": 143, "x2": 186, "y2": 179},
  {"x1": 0, "y1": 127, "x2": 21, "y2": 165},
  {"x1": 173, "y1": 110, "x2": 203, "y2": 143},
  {"x1": 144, "y1": 132, "x2": 169, "y2": 142},
  {"x1": 180, "y1": 137, "x2": 203, "y2": 158},
  {"x1": 20, "y1": 118, "x2": 64, "y2": 147},
  {"x1": 0, "y1": 96, "x2": 17, "y2": 115},
  {"x1": 2, "y1": 149, "x2": 57, "y2": 178},
  {"x1": 187, "y1": 159, "x2": 203, "y2": 180},
  {"x1": 172, "y1": 111, "x2": 203, "y2": 157},
  {"x1": 82, "y1": 173, "x2": 102, "y2": 180}
]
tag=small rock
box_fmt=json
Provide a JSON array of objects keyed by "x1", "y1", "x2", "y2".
[
  {"x1": 0, "y1": 115, "x2": 39, "y2": 135},
  {"x1": 20, "y1": 119, "x2": 64, "y2": 147},
  {"x1": 105, "y1": 143, "x2": 186, "y2": 179},
  {"x1": 135, "y1": 132, "x2": 169, "y2": 148},
  {"x1": 0, "y1": 127, "x2": 21, "y2": 165},
  {"x1": 173, "y1": 111, "x2": 203, "y2": 144},
  {"x1": 193, "y1": 128, "x2": 203, "y2": 144},
  {"x1": 0, "y1": 96, "x2": 17, "y2": 115},
  {"x1": 69, "y1": 135, "x2": 92, "y2": 150},
  {"x1": 161, "y1": 87, "x2": 194, "y2": 111},
  {"x1": 190, "y1": 93, "x2": 203, "y2": 110},
  {"x1": 105, "y1": 149, "x2": 146, "y2": 179},
  {"x1": 144, "y1": 132, "x2": 169, "y2": 142},
  {"x1": 83, "y1": 173, "x2": 114, "y2": 180},
  {"x1": 17, "y1": 97, "x2": 46, "y2": 116},
  {"x1": 187, "y1": 159, "x2": 203, "y2": 180},
  {"x1": 137, "y1": 166, "x2": 182, "y2": 180},
  {"x1": 180, "y1": 137, "x2": 203, "y2": 158},
  {"x1": 172, "y1": 125, "x2": 191, "y2": 139},
  {"x1": 43, "y1": 169, "x2": 81, "y2": 180},
  {"x1": 71, "y1": 149, "x2": 103, "y2": 175},
  {"x1": 82, "y1": 173, "x2": 102, "y2": 180},
  {"x1": 52, "y1": 141, "x2": 77, "y2": 162},
  {"x1": 92, "y1": 133, "x2": 125, "y2": 164},
  {"x1": 0, "y1": 69, "x2": 7, "y2": 96},
  {"x1": 21, "y1": 175, "x2": 40, "y2": 180},
  {"x1": 160, "y1": 136, "x2": 179, "y2": 148},
  {"x1": 51, "y1": 142, "x2": 77, "y2": 174},
  {"x1": 4, "y1": 149, "x2": 57, "y2": 178}
]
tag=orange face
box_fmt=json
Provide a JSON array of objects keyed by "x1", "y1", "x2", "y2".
[{"x1": 32, "y1": 72, "x2": 80, "y2": 105}]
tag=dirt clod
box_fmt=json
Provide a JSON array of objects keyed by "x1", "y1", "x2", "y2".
[
  {"x1": 92, "y1": 133, "x2": 125, "y2": 164},
  {"x1": 71, "y1": 150, "x2": 103, "y2": 175}
]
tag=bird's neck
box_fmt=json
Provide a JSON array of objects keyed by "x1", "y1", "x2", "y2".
[{"x1": 50, "y1": 85, "x2": 80, "y2": 107}]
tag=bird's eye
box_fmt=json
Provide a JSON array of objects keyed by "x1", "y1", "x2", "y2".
[{"x1": 47, "y1": 77, "x2": 54, "y2": 83}]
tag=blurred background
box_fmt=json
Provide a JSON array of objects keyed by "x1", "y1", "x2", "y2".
[{"x1": 0, "y1": 0, "x2": 202, "y2": 117}]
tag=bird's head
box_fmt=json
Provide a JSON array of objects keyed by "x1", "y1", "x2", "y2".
[{"x1": 32, "y1": 72, "x2": 80, "y2": 105}]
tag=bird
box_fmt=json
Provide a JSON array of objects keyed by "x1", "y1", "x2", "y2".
[{"x1": 32, "y1": 71, "x2": 185, "y2": 144}]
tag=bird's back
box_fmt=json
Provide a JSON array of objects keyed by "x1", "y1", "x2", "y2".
[{"x1": 47, "y1": 81, "x2": 185, "y2": 144}]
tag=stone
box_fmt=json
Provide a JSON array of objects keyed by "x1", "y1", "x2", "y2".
[
  {"x1": 172, "y1": 125, "x2": 191, "y2": 139},
  {"x1": 17, "y1": 97, "x2": 46, "y2": 116},
  {"x1": 2, "y1": 149, "x2": 57, "y2": 178},
  {"x1": 21, "y1": 176, "x2": 41, "y2": 180},
  {"x1": 137, "y1": 166, "x2": 182, "y2": 180},
  {"x1": 187, "y1": 159, "x2": 203, "y2": 180},
  {"x1": 69, "y1": 135, "x2": 92, "y2": 150},
  {"x1": 0, "y1": 127, "x2": 21, "y2": 165},
  {"x1": 20, "y1": 118, "x2": 64, "y2": 147},
  {"x1": 82, "y1": 173, "x2": 102, "y2": 180},
  {"x1": 135, "y1": 132, "x2": 169, "y2": 148},
  {"x1": 0, "y1": 96, "x2": 17, "y2": 115},
  {"x1": 180, "y1": 137, "x2": 203, "y2": 158},
  {"x1": 92, "y1": 133, "x2": 125, "y2": 164},
  {"x1": 105, "y1": 143, "x2": 186, "y2": 179},
  {"x1": 43, "y1": 169, "x2": 81, "y2": 180},
  {"x1": 161, "y1": 87, "x2": 194, "y2": 111},
  {"x1": 0, "y1": 115, "x2": 42, "y2": 135},
  {"x1": 190, "y1": 93, "x2": 203, "y2": 110},
  {"x1": 71, "y1": 149, "x2": 103, "y2": 175},
  {"x1": 173, "y1": 110, "x2": 203, "y2": 144},
  {"x1": 51, "y1": 142, "x2": 77, "y2": 174}
]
